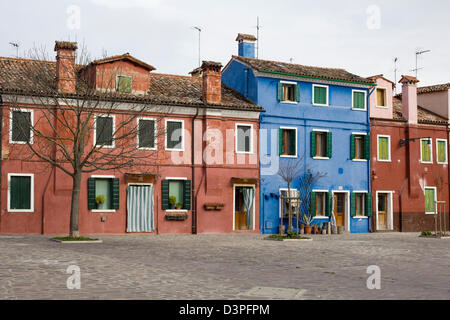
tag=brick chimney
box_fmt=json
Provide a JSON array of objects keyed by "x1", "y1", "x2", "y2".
[
  {"x1": 236, "y1": 33, "x2": 257, "y2": 59},
  {"x1": 201, "y1": 61, "x2": 222, "y2": 104},
  {"x1": 400, "y1": 75, "x2": 419, "y2": 124},
  {"x1": 54, "y1": 41, "x2": 78, "y2": 94}
]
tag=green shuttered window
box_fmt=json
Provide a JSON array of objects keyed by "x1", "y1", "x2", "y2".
[
  {"x1": 279, "y1": 128, "x2": 297, "y2": 156},
  {"x1": 138, "y1": 119, "x2": 156, "y2": 149},
  {"x1": 9, "y1": 175, "x2": 32, "y2": 211},
  {"x1": 350, "y1": 193, "x2": 372, "y2": 217},
  {"x1": 11, "y1": 110, "x2": 32, "y2": 143},
  {"x1": 96, "y1": 116, "x2": 114, "y2": 147},
  {"x1": 311, "y1": 131, "x2": 332, "y2": 158},
  {"x1": 161, "y1": 179, "x2": 191, "y2": 210},
  {"x1": 88, "y1": 177, "x2": 119, "y2": 210},
  {"x1": 351, "y1": 134, "x2": 370, "y2": 160},
  {"x1": 278, "y1": 82, "x2": 300, "y2": 102},
  {"x1": 437, "y1": 140, "x2": 447, "y2": 164},
  {"x1": 117, "y1": 75, "x2": 132, "y2": 93},
  {"x1": 313, "y1": 85, "x2": 328, "y2": 105},
  {"x1": 421, "y1": 139, "x2": 432, "y2": 163},
  {"x1": 378, "y1": 136, "x2": 390, "y2": 161},
  {"x1": 310, "y1": 192, "x2": 316, "y2": 217},
  {"x1": 353, "y1": 91, "x2": 366, "y2": 110},
  {"x1": 425, "y1": 188, "x2": 436, "y2": 213}
]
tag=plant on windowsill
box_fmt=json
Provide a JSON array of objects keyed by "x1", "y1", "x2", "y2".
[
  {"x1": 169, "y1": 196, "x2": 177, "y2": 209},
  {"x1": 175, "y1": 202, "x2": 183, "y2": 210},
  {"x1": 95, "y1": 195, "x2": 106, "y2": 210},
  {"x1": 165, "y1": 213, "x2": 188, "y2": 221}
]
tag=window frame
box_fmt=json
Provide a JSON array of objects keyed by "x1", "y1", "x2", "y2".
[
  {"x1": 312, "y1": 84, "x2": 329, "y2": 107},
  {"x1": 424, "y1": 186, "x2": 437, "y2": 215},
  {"x1": 420, "y1": 138, "x2": 433, "y2": 164},
  {"x1": 354, "y1": 192, "x2": 367, "y2": 218},
  {"x1": 314, "y1": 191, "x2": 327, "y2": 217},
  {"x1": 352, "y1": 89, "x2": 367, "y2": 111},
  {"x1": 94, "y1": 115, "x2": 116, "y2": 149},
  {"x1": 90, "y1": 175, "x2": 117, "y2": 213},
  {"x1": 9, "y1": 108, "x2": 34, "y2": 145},
  {"x1": 377, "y1": 135, "x2": 391, "y2": 162},
  {"x1": 436, "y1": 139, "x2": 447, "y2": 165},
  {"x1": 352, "y1": 132, "x2": 368, "y2": 162},
  {"x1": 137, "y1": 117, "x2": 157, "y2": 151},
  {"x1": 116, "y1": 74, "x2": 132, "y2": 93},
  {"x1": 280, "y1": 81, "x2": 298, "y2": 104},
  {"x1": 7, "y1": 173, "x2": 34, "y2": 213},
  {"x1": 164, "y1": 177, "x2": 189, "y2": 213},
  {"x1": 376, "y1": 87, "x2": 388, "y2": 108},
  {"x1": 165, "y1": 119, "x2": 185, "y2": 152},
  {"x1": 279, "y1": 126, "x2": 298, "y2": 158},
  {"x1": 312, "y1": 129, "x2": 330, "y2": 160},
  {"x1": 235, "y1": 123, "x2": 254, "y2": 154}
]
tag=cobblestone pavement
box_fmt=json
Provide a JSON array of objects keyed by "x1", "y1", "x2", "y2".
[{"x1": 0, "y1": 232, "x2": 449, "y2": 300}]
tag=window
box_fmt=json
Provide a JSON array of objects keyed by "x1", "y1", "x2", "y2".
[
  {"x1": 279, "y1": 128, "x2": 297, "y2": 157},
  {"x1": 310, "y1": 191, "x2": 331, "y2": 217},
  {"x1": 8, "y1": 174, "x2": 34, "y2": 212},
  {"x1": 351, "y1": 134, "x2": 370, "y2": 160},
  {"x1": 277, "y1": 82, "x2": 299, "y2": 103},
  {"x1": 313, "y1": 85, "x2": 328, "y2": 106},
  {"x1": 236, "y1": 124, "x2": 252, "y2": 154},
  {"x1": 351, "y1": 192, "x2": 372, "y2": 217},
  {"x1": 311, "y1": 130, "x2": 332, "y2": 158},
  {"x1": 116, "y1": 75, "x2": 132, "y2": 93},
  {"x1": 95, "y1": 116, "x2": 114, "y2": 148},
  {"x1": 352, "y1": 90, "x2": 366, "y2": 110},
  {"x1": 424, "y1": 187, "x2": 436, "y2": 214},
  {"x1": 10, "y1": 109, "x2": 32, "y2": 144},
  {"x1": 377, "y1": 135, "x2": 391, "y2": 162},
  {"x1": 420, "y1": 138, "x2": 432, "y2": 163},
  {"x1": 88, "y1": 177, "x2": 120, "y2": 211},
  {"x1": 437, "y1": 139, "x2": 448, "y2": 164},
  {"x1": 161, "y1": 179, "x2": 191, "y2": 210},
  {"x1": 138, "y1": 118, "x2": 156, "y2": 150},
  {"x1": 376, "y1": 88, "x2": 386, "y2": 107},
  {"x1": 166, "y1": 120, "x2": 184, "y2": 151}
]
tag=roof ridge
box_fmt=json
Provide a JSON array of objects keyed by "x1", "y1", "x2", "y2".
[
  {"x1": 233, "y1": 55, "x2": 347, "y2": 71},
  {"x1": 0, "y1": 56, "x2": 55, "y2": 64}
]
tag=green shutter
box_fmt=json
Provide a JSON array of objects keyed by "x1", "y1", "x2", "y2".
[
  {"x1": 326, "y1": 192, "x2": 333, "y2": 217},
  {"x1": 294, "y1": 84, "x2": 300, "y2": 102},
  {"x1": 161, "y1": 180, "x2": 169, "y2": 210},
  {"x1": 117, "y1": 76, "x2": 132, "y2": 93},
  {"x1": 314, "y1": 86, "x2": 327, "y2": 105},
  {"x1": 378, "y1": 137, "x2": 389, "y2": 160},
  {"x1": 350, "y1": 193, "x2": 356, "y2": 217},
  {"x1": 311, "y1": 131, "x2": 316, "y2": 158},
  {"x1": 310, "y1": 192, "x2": 316, "y2": 217},
  {"x1": 421, "y1": 140, "x2": 431, "y2": 162},
  {"x1": 10, "y1": 176, "x2": 31, "y2": 210},
  {"x1": 438, "y1": 141, "x2": 447, "y2": 163},
  {"x1": 364, "y1": 135, "x2": 371, "y2": 160},
  {"x1": 183, "y1": 180, "x2": 192, "y2": 210},
  {"x1": 277, "y1": 82, "x2": 283, "y2": 101},
  {"x1": 279, "y1": 129, "x2": 284, "y2": 155},
  {"x1": 112, "y1": 178, "x2": 120, "y2": 210},
  {"x1": 350, "y1": 135, "x2": 355, "y2": 160},
  {"x1": 289, "y1": 130, "x2": 296, "y2": 156},
  {"x1": 365, "y1": 193, "x2": 373, "y2": 217},
  {"x1": 425, "y1": 189, "x2": 435, "y2": 213},
  {"x1": 353, "y1": 91, "x2": 365, "y2": 109},
  {"x1": 88, "y1": 178, "x2": 96, "y2": 210},
  {"x1": 327, "y1": 132, "x2": 333, "y2": 158}
]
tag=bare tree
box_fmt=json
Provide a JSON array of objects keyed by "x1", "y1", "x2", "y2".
[{"x1": 6, "y1": 44, "x2": 170, "y2": 238}]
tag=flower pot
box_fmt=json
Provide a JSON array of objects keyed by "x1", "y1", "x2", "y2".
[
  {"x1": 304, "y1": 226, "x2": 312, "y2": 235},
  {"x1": 313, "y1": 227, "x2": 319, "y2": 234},
  {"x1": 96, "y1": 203, "x2": 105, "y2": 210},
  {"x1": 169, "y1": 203, "x2": 176, "y2": 209}
]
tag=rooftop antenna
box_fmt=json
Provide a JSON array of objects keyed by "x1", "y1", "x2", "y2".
[
  {"x1": 192, "y1": 26, "x2": 202, "y2": 68},
  {"x1": 9, "y1": 42, "x2": 19, "y2": 58},
  {"x1": 254, "y1": 17, "x2": 262, "y2": 59},
  {"x1": 394, "y1": 57, "x2": 398, "y2": 94},
  {"x1": 411, "y1": 49, "x2": 431, "y2": 78}
]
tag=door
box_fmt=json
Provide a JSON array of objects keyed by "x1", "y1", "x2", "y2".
[
  {"x1": 377, "y1": 193, "x2": 388, "y2": 230},
  {"x1": 127, "y1": 185, "x2": 154, "y2": 233},
  {"x1": 333, "y1": 193, "x2": 345, "y2": 227},
  {"x1": 235, "y1": 186, "x2": 255, "y2": 230}
]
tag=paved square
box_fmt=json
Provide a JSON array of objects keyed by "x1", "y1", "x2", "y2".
[{"x1": 0, "y1": 233, "x2": 449, "y2": 299}]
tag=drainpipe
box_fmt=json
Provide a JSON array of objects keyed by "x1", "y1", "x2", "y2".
[
  {"x1": 367, "y1": 86, "x2": 376, "y2": 232},
  {"x1": 244, "y1": 68, "x2": 249, "y2": 99},
  {"x1": 0, "y1": 94, "x2": 3, "y2": 231},
  {"x1": 191, "y1": 106, "x2": 200, "y2": 234}
]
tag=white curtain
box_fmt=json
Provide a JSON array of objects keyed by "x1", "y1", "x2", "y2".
[
  {"x1": 242, "y1": 188, "x2": 255, "y2": 229},
  {"x1": 127, "y1": 185, "x2": 154, "y2": 233}
]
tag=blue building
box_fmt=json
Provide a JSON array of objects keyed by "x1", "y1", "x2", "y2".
[{"x1": 222, "y1": 33, "x2": 375, "y2": 234}]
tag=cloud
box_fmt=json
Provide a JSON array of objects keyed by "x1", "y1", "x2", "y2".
[{"x1": 90, "y1": 0, "x2": 161, "y2": 9}]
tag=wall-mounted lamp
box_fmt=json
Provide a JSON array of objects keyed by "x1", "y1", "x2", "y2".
[{"x1": 399, "y1": 137, "x2": 431, "y2": 147}]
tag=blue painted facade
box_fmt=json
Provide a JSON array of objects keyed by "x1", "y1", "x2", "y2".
[{"x1": 223, "y1": 40, "x2": 373, "y2": 234}]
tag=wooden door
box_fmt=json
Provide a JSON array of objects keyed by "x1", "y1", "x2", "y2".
[
  {"x1": 235, "y1": 188, "x2": 248, "y2": 230},
  {"x1": 377, "y1": 194, "x2": 388, "y2": 230},
  {"x1": 333, "y1": 193, "x2": 345, "y2": 227}
]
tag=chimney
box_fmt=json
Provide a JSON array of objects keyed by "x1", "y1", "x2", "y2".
[
  {"x1": 201, "y1": 61, "x2": 222, "y2": 104},
  {"x1": 236, "y1": 33, "x2": 257, "y2": 59},
  {"x1": 399, "y1": 75, "x2": 420, "y2": 124},
  {"x1": 54, "y1": 41, "x2": 78, "y2": 94}
]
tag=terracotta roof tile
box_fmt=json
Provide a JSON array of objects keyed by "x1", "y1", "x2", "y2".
[
  {"x1": 233, "y1": 55, "x2": 374, "y2": 85},
  {"x1": 417, "y1": 83, "x2": 450, "y2": 94},
  {"x1": 89, "y1": 53, "x2": 156, "y2": 71},
  {"x1": 236, "y1": 34, "x2": 257, "y2": 42},
  {"x1": 393, "y1": 97, "x2": 447, "y2": 124}
]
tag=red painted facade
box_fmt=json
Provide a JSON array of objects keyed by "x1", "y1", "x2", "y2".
[{"x1": 370, "y1": 76, "x2": 450, "y2": 232}]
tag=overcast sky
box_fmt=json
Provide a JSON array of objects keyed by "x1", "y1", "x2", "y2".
[{"x1": 1, "y1": 0, "x2": 449, "y2": 87}]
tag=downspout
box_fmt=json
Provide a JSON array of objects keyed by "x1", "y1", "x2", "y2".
[
  {"x1": 191, "y1": 105, "x2": 200, "y2": 234},
  {"x1": 0, "y1": 94, "x2": 3, "y2": 231},
  {"x1": 367, "y1": 87, "x2": 376, "y2": 232}
]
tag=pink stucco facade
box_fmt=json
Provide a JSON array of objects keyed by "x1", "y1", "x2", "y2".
[{"x1": 369, "y1": 76, "x2": 394, "y2": 119}]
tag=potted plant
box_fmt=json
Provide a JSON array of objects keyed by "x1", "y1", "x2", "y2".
[
  {"x1": 175, "y1": 202, "x2": 183, "y2": 210},
  {"x1": 300, "y1": 213, "x2": 313, "y2": 235},
  {"x1": 313, "y1": 223, "x2": 320, "y2": 235},
  {"x1": 169, "y1": 196, "x2": 177, "y2": 209},
  {"x1": 95, "y1": 195, "x2": 106, "y2": 209}
]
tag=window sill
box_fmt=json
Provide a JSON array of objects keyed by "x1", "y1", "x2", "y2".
[
  {"x1": 8, "y1": 210, "x2": 34, "y2": 213},
  {"x1": 313, "y1": 157, "x2": 330, "y2": 160},
  {"x1": 425, "y1": 212, "x2": 437, "y2": 215},
  {"x1": 420, "y1": 161, "x2": 433, "y2": 164},
  {"x1": 313, "y1": 103, "x2": 329, "y2": 107},
  {"x1": 92, "y1": 209, "x2": 116, "y2": 213},
  {"x1": 9, "y1": 141, "x2": 33, "y2": 145},
  {"x1": 165, "y1": 148, "x2": 184, "y2": 152},
  {"x1": 376, "y1": 105, "x2": 389, "y2": 109},
  {"x1": 236, "y1": 151, "x2": 254, "y2": 155},
  {"x1": 377, "y1": 159, "x2": 391, "y2": 162},
  {"x1": 352, "y1": 107, "x2": 367, "y2": 112},
  {"x1": 352, "y1": 159, "x2": 368, "y2": 162},
  {"x1": 280, "y1": 101, "x2": 298, "y2": 105},
  {"x1": 312, "y1": 216, "x2": 329, "y2": 219},
  {"x1": 437, "y1": 162, "x2": 448, "y2": 165},
  {"x1": 138, "y1": 147, "x2": 157, "y2": 151},
  {"x1": 165, "y1": 209, "x2": 188, "y2": 213},
  {"x1": 353, "y1": 216, "x2": 369, "y2": 219},
  {"x1": 280, "y1": 155, "x2": 298, "y2": 158}
]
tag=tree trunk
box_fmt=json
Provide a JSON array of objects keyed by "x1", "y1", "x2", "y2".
[
  {"x1": 288, "y1": 183, "x2": 293, "y2": 232},
  {"x1": 69, "y1": 172, "x2": 82, "y2": 238}
]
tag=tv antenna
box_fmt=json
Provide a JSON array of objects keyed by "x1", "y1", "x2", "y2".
[
  {"x1": 253, "y1": 17, "x2": 262, "y2": 59},
  {"x1": 192, "y1": 26, "x2": 202, "y2": 67},
  {"x1": 411, "y1": 49, "x2": 431, "y2": 78},
  {"x1": 9, "y1": 42, "x2": 19, "y2": 58},
  {"x1": 394, "y1": 57, "x2": 398, "y2": 94}
]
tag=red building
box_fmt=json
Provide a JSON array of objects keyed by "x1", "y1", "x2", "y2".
[
  {"x1": 370, "y1": 75, "x2": 449, "y2": 232},
  {"x1": 0, "y1": 41, "x2": 263, "y2": 235}
]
